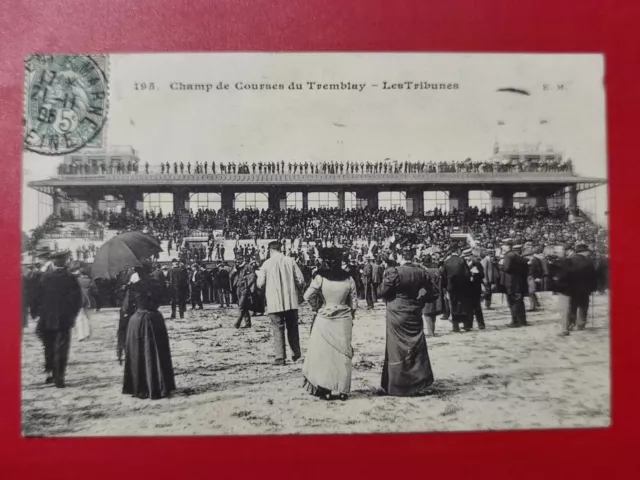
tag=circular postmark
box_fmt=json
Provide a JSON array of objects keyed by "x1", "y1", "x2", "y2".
[{"x1": 24, "y1": 55, "x2": 108, "y2": 155}]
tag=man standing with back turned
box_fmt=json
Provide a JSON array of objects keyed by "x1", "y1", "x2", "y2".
[
  {"x1": 257, "y1": 241, "x2": 305, "y2": 365},
  {"x1": 35, "y1": 251, "x2": 82, "y2": 388}
]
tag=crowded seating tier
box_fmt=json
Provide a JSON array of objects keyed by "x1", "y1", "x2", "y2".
[
  {"x1": 28, "y1": 205, "x2": 607, "y2": 267},
  {"x1": 56, "y1": 158, "x2": 574, "y2": 176}
]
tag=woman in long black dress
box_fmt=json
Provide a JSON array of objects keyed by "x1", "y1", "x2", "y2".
[
  {"x1": 378, "y1": 247, "x2": 435, "y2": 396},
  {"x1": 122, "y1": 272, "x2": 176, "y2": 400}
]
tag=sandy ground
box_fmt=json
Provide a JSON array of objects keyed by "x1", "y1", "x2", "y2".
[{"x1": 21, "y1": 292, "x2": 610, "y2": 437}]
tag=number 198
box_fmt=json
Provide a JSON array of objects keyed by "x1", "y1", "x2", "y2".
[{"x1": 134, "y1": 82, "x2": 156, "y2": 91}]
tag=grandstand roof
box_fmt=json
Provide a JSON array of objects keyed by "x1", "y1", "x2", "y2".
[{"x1": 29, "y1": 172, "x2": 606, "y2": 190}]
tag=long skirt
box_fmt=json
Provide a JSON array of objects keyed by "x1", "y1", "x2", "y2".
[
  {"x1": 123, "y1": 308, "x2": 176, "y2": 399},
  {"x1": 302, "y1": 305, "x2": 353, "y2": 395},
  {"x1": 73, "y1": 308, "x2": 92, "y2": 341},
  {"x1": 381, "y1": 298, "x2": 434, "y2": 396}
]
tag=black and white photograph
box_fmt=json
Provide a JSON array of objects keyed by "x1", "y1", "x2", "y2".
[{"x1": 20, "y1": 53, "x2": 609, "y2": 436}]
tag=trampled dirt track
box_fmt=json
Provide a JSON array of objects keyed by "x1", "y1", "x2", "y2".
[{"x1": 21, "y1": 292, "x2": 610, "y2": 437}]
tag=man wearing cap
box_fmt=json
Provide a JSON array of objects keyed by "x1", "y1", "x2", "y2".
[
  {"x1": 554, "y1": 243, "x2": 598, "y2": 335},
  {"x1": 168, "y1": 258, "x2": 189, "y2": 319},
  {"x1": 34, "y1": 251, "x2": 82, "y2": 388},
  {"x1": 500, "y1": 240, "x2": 529, "y2": 328},
  {"x1": 257, "y1": 241, "x2": 305, "y2": 365}
]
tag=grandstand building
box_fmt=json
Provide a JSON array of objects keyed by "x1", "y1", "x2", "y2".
[{"x1": 29, "y1": 144, "x2": 605, "y2": 222}]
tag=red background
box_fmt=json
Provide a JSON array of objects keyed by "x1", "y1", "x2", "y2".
[{"x1": 0, "y1": 0, "x2": 638, "y2": 478}]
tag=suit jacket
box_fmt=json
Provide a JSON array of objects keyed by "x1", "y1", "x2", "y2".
[
  {"x1": 442, "y1": 255, "x2": 472, "y2": 315},
  {"x1": 442, "y1": 254, "x2": 470, "y2": 297},
  {"x1": 480, "y1": 256, "x2": 497, "y2": 284},
  {"x1": 528, "y1": 255, "x2": 544, "y2": 279},
  {"x1": 371, "y1": 263, "x2": 383, "y2": 284},
  {"x1": 362, "y1": 262, "x2": 373, "y2": 283},
  {"x1": 190, "y1": 270, "x2": 203, "y2": 291},
  {"x1": 501, "y1": 251, "x2": 529, "y2": 295},
  {"x1": 36, "y1": 267, "x2": 82, "y2": 331},
  {"x1": 256, "y1": 251, "x2": 305, "y2": 314},
  {"x1": 555, "y1": 253, "x2": 598, "y2": 297},
  {"x1": 216, "y1": 267, "x2": 231, "y2": 290},
  {"x1": 168, "y1": 267, "x2": 190, "y2": 301}
]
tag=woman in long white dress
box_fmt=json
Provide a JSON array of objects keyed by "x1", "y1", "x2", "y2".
[
  {"x1": 302, "y1": 247, "x2": 358, "y2": 401},
  {"x1": 73, "y1": 269, "x2": 93, "y2": 341}
]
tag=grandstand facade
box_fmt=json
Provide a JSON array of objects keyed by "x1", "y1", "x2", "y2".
[{"x1": 29, "y1": 146, "x2": 605, "y2": 223}]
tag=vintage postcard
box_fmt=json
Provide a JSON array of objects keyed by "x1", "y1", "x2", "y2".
[{"x1": 21, "y1": 53, "x2": 609, "y2": 437}]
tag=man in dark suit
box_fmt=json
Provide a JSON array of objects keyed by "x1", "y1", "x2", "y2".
[
  {"x1": 216, "y1": 262, "x2": 231, "y2": 308},
  {"x1": 500, "y1": 240, "x2": 529, "y2": 328},
  {"x1": 442, "y1": 244, "x2": 472, "y2": 332},
  {"x1": 198, "y1": 264, "x2": 211, "y2": 304},
  {"x1": 208, "y1": 264, "x2": 220, "y2": 303},
  {"x1": 554, "y1": 243, "x2": 598, "y2": 336},
  {"x1": 371, "y1": 257, "x2": 383, "y2": 304},
  {"x1": 189, "y1": 263, "x2": 204, "y2": 310},
  {"x1": 465, "y1": 249, "x2": 486, "y2": 330},
  {"x1": 362, "y1": 255, "x2": 375, "y2": 309},
  {"x1": 34, "y1": 251, "x2": 82, "y2": 388},
  {"x1": 168, "y1": 258, "x2": 189, "y2": 319}
]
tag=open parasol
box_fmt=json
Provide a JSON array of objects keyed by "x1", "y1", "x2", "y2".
[{"x1": 91, "y1": 231, "x2": 163, "y2": 280}]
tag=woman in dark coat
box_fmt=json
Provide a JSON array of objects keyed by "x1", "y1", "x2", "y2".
[
  {"x1": 123, "y1": 273, "x2": 176, "y2": 400},
  {"x1": 378, "y1": 247, "x2": 435, "y2": 396},
  {"x1": 421, "y1": 255, "x2": 444, "y2": 337}
]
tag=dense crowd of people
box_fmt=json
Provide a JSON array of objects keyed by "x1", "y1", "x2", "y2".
[
  {"x1": 22, "y1": 228, "x2": 608, "y2": 400},
  {"x1": 89, "y1": 205, "x2": 607, "y2": 263},
  {"x1": 57, "y1": 157, "x2": 574, "y2": 176}
]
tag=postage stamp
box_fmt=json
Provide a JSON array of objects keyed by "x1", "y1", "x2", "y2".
[{"x1": 23, "y1": 54, "x2": 109, "y2": 155}]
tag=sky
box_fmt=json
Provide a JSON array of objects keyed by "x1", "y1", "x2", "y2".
[{"x1": 22, "y1": 53, "x2": 607, "y2": 231}]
